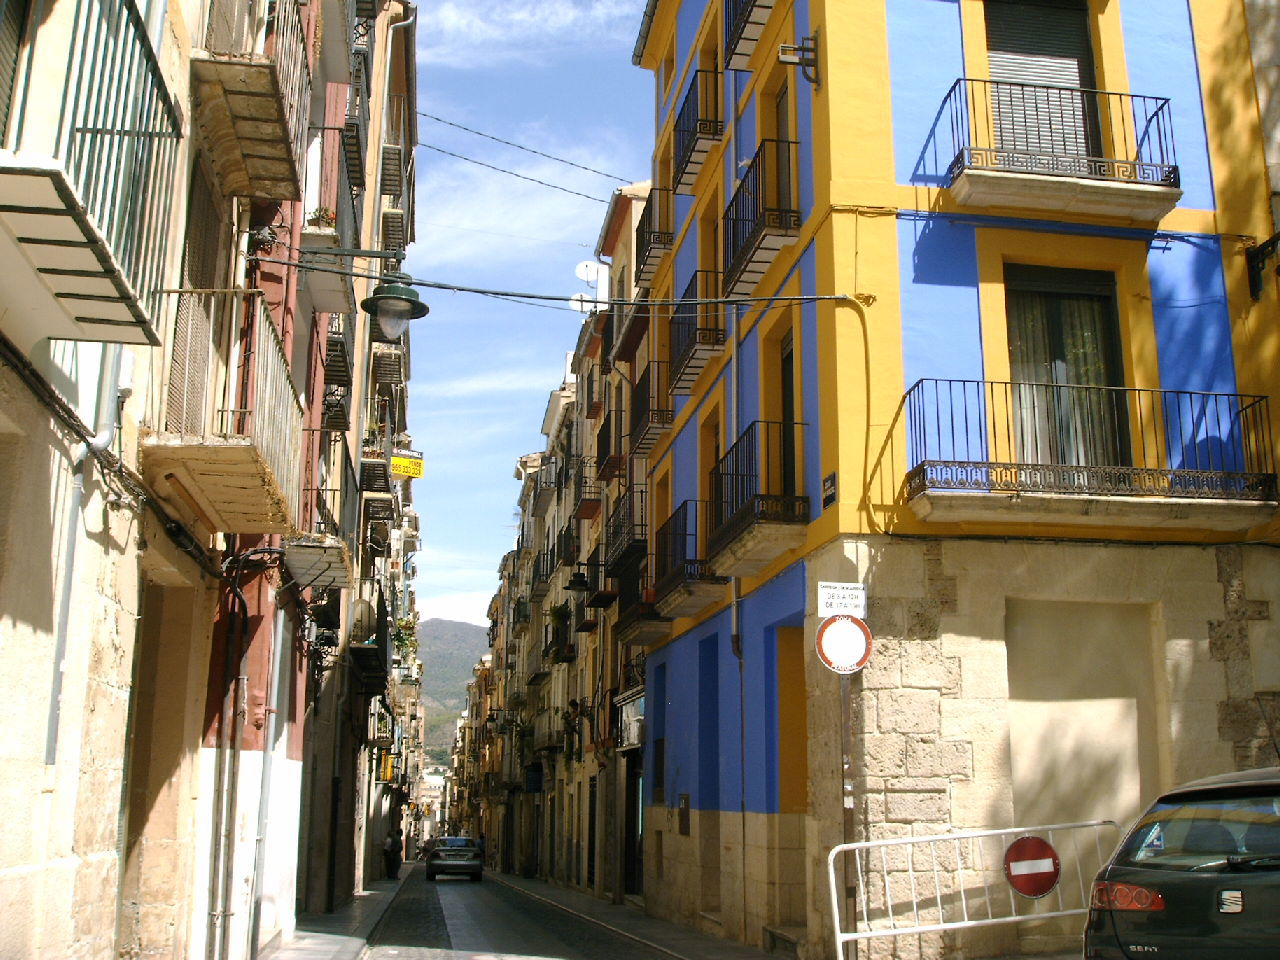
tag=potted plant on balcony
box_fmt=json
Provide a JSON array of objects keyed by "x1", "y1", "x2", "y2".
[{"x1": 306, "y1": 206, "x2": 337, "y2": 228}]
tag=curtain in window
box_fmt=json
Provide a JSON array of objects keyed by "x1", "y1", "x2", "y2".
[{"x1": 1007, "y1": 287, "x2": 1127, "y2": 470}]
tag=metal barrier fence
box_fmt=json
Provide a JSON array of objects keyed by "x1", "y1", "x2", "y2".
[{"x1": 827, "y1": 820, "x2": 1121, "y2": 953}]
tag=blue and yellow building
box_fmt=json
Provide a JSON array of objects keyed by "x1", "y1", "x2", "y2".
[{"x1": 608, "y1": 1, "x2": 1280, "y2": 956}]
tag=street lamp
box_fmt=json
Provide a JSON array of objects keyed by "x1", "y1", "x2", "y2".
[{"x1": 361, "y1": 271, "x2": 429, "y2": 341}]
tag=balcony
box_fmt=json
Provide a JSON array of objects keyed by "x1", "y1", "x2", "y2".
[
  {"x1": 321, "y1": 385, "x2": 351, "y2": 431},
  {"x1": 557, "y1": 523, "x2": 579, "y2": 567},
  {"x1": 605, "y1": 485, "x2": 647, "y2": 572},
  {"x1": 350, "y1": 593, "x2": 393, "y2": 694},
  {"x1": 372, "y1": 341, "x2": 407, "y2": 385},
  {"x1": 614, "y1": 562, "x2": 672, "y2": 646},
  {"x1": 300, "y1": 127, "x2": 360, "y2": 313},
  {"x1": 674, "y1": 70, "x2": 724, "y2": 192},
  {"x1": 285, "y1": 435, "x2": 358, "y2": 589},
  {"x1": 611, "y1": 289, "x2": 650, "y2": 365},
  {"x1": 654, "y1": 500, "x2": 728, "y2": 618},
  {"x1": 725, "y1": 0, "x2": 778, "y2": 70},
  {"x1": 573, "y1": 457, "x2": 602, "y2": 519},
  {"x1": 382, "y1": 94, "x2": 414, "y2": 198},
  {"x1": 635, "y1": 188, "x2": 673, "y2": 285},
  {"x1": 533, "y1": 458, "x2": 559, "y2": 509},
  {"x1": 0, "y1": 0, "x2": 181, "y2": 349},
  {"x1": 325, "y1": 313, "x2": 355, "y2": 386},
  {"x1": 582, "y1": 371, "x2": 605, "y2": 420},
  {"x1": 708, "y1": 420, "x2": 809, "y2": 576},
  {"x1": 512, "y1": 597, "x2": 531, "y2": 638},
  {"x1": 943, "y1": 79, "x2": 1181, "y2": 222},
  {"x1": 343, "y1": 52, "x2": 370, "y2": 189},
  {"x1": 193, "y1": 0, "x2": 310, "y2": 200},
  {"x1": 574, "y1": 599, "x2": 598, "y2": 633},
  {"x1": 530, "y1": 548, "x2": 556, "y2": 600},
  {"x1": 619, "y1": 653, "x2": 646, "y2": 695},
  {"x1": 596, "y1": 411, "x2": 627, "y2": 482},
  {"x1": 579, "y1": 552, "x2": 618, "y2": 608},
  {"x1": 904, "y1": 379, "x2": 1277, "y2": 531},
  {"x1": 142, "y1": 293, "x2": 303, "y2": 533},
  {"x1": 722, "y1": 140, "x2": 800, "y2": 297},
  {"x1": 670, "y1": 270, "x2": 726, "y2": 393},
  {"x1": 630, "y1": 361, "x2": 673, "y2": 455}
]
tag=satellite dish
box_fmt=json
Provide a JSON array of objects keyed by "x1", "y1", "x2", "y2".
[
  {"x1": 569, "y1": 292, "x2": 598, "y2": 314},
  {"x1": 349, "y1": 599, "x2": 375, "y2": 645},
  {"x1": 575, "y1": 260, "x2": 606, "y2": 285}
]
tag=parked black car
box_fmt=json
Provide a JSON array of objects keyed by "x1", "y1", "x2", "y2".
[
  {"x1": 1085, "y1": 766, "x2": 1280, "y2": 958},
  {"x1": 424, "y1": 836, "x2": 483, "y2": 882}
]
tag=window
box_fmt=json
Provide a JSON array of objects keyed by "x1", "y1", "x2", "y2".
[
  {"x1": 1004, "y1": 263, "x2": 1127, "y2": 469},
  {"x1": 0, "y1": 0, "x2": 29, "y2": 137},
  {"x1": 985, "y1": 0, "x2": 1100, "y2": 167}
]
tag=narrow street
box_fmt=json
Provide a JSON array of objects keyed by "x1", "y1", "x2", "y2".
[{"x1": 366, "y1": 864, "x2": 701, "y2": 960}]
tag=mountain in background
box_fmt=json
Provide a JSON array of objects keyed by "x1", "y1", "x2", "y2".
[{"x1": 416, "y1": 618, "x2": 489, "y2": 755}]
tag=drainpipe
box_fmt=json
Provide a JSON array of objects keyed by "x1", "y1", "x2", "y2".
[
  {"x1": 46, "y1": 342, "x2": 125, "y2": 765},
  {"x1": 248, "y1": 606, "x2": 286, "y2": 959}
]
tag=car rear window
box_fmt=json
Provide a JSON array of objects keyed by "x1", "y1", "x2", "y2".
[
  {"x1": 435, "y1": 837, "x2": 476, "y2": 848},
  {"x1": 1114, "y1": 792, "x2": 1280, "y2": 871}
]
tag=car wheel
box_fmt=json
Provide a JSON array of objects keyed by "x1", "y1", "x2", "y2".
[{"x1": 469, "y1": 872, "x2": 482, "y2": 882}]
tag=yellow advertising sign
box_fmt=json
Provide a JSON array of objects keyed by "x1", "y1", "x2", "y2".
[{"x1": 391, "y1": 450, "x2": 423, "y2": 478}]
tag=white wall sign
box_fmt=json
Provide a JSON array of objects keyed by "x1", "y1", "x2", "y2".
[{"x1": 817, "y1": 581, "x2": 866, "y2": 618}]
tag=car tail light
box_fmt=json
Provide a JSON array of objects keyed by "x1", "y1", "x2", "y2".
[{"x1": 1091, "y1": 880, "x2": 1165, "y2": 911}]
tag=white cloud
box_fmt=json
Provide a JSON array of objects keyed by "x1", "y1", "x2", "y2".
[
  {"x1": 422, "y1": 1, "x2": 641, "y2": 68},
  {"x1": 417, "y1": 590, "x2": 495, "y2": 627}
]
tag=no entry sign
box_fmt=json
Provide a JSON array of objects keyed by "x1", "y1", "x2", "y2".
[
  {"x1": 1003, "y1": 835, "x2": 1061, "y2": 899},
  {"x1": 815, "y1": 615, "x2": 873, "y2": 674}
]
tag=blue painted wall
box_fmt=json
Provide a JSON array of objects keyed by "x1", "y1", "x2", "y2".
[
  {"x1": 645, "y1": 562, "x2": 805, "y2": 814},
  {"x1": 898, "y1": 216, "x2": 982, "y2": 391},
  {"x1": 888, "y1": 0, "x2": 965, "y2": 186},
  {"x1": 1119, "y1": 0, "x2": 1214, "y2": 211}
]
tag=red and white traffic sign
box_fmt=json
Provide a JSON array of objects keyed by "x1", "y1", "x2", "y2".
[
  {"x1": 1003, "y1": 836, "x2": 1061, "y2": 899},
  {"x1": 815, "y1": 615, "x2": 873, "y2": 674}
]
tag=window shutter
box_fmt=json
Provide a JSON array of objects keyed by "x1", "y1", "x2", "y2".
[
  {"x1": 0, "y1": 0, "x2": 30, "y2": 137},
  {"x1": 984, "y1": 0, "x2": 1099, "y2": 163},
  {"x1": 166, "y1": 169, "x2": 220, "y2": 435}
]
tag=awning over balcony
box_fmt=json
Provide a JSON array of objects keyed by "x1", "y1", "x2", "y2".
[{"x1": 284, "y1": 535, "x2": 352, "y2": 590}]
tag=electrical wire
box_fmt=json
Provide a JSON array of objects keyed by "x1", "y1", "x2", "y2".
[
  {"x1": 248, "y1": 254, "x2": 855, "y2": 312},
  {"x1": 419, "y1": 143, "x2": 609, "y2": 203},
  {"x1": 419, "y1": 112, "x2": 631, "y2": 183},
  {"x1": 419, "y1": 221, "x2": 592, "y2": 248}
]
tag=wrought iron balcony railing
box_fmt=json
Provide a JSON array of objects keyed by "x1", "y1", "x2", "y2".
[
  {"x1": 0, "y1": 0, "x2": 181, "y2": 346},
  {"x1": 905, "y1": 379, "x2": 1277, "y2": 502},
  {"x1": 344, "y1": 53, "x2": 370, "y2": 189},
  {"x1": 620, "y1": 653, "x2": 646, "y2": 693},
  {"x1": 530, "y1": 547, "x2": 557, "y2": 599},
  {"x1": 708, "y1": 419, "x2": 810, "y2": 559},
  {"x1": 636, "y1": 187, "x2": 673, "y2": 284},
  {"x1": 722, "y1": 139, "x2": 800, "y2": 297},
  {"x1": 725, "y1": 0, "x2": 778, "y2": 71},
  {"x1": 573, "y1": 457, "x2": 602, "y2": 519},
  {"x1": 674, "y1": 70, "x2": 724, "y2": 192},
  {"x1": 943, "y1": 78, "x2": 1179, "y2": 188},
  {"x1": 325, "y1": 313, "x2": 355, "y2": 386},
  {"x1": 301, "y1": 126, "x2": 361, "y2": 312},
  {"x1": 654, "y1": 499, "x2": 727, "y2": 602},
  {"x1": 670, "y1": 270, "x2": 726, "y2": 393},
  {"x1": 597, "y1": 411, "x2": 627, "y2": 481},
  {"x1": 605, "y1": 485, "x2": 648, "y2": 572},
  {"x1": 630, "y1": 361, "x2": 673, "y2": 455}
]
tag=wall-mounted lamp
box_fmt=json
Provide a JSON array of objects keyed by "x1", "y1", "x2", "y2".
[
  {"x1": 778, "y1": 31, "x2": 820, "y2": 88},
  {"x1": 362, "y1": 271, "x2": 430, "y2": 341}
]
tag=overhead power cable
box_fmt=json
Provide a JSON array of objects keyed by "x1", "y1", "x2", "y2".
[
  {"x1": 419, "y1": 111, "x2": 631, "y2": 183},
  {"x1": 249, "y1": 254, "x2": 855, "y2": 312},
  {"x1": 419, "y1": 143, "x2": 609, "y2": 203}
]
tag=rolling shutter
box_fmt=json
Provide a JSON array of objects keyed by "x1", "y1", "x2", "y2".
[
  {"x1": 166, "y1": 169, "x2": 221, "y2": 435},
  {"x1": 984, "y1": 0, "x2": 1099, "y2": 164},
  {"x1": 0, "y1": 0, "x2": 30, "y2": 138}
]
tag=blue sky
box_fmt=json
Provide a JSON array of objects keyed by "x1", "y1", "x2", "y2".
[{"x1": 406, "y1": 1, "x2": 652, "y2": 625}]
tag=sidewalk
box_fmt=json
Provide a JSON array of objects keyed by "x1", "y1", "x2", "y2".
[{"x1": 261, "y1": 873, "x2": 408, "y2": 960}]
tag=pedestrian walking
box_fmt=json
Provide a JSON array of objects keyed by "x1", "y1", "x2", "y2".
[{"x1": 384, "y1": 828, "x2": 403, "y2": 880}]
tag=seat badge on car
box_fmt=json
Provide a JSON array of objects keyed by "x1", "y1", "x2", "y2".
[{"x1": 1218, "y1": 890, "x2": 1243, "y2": 914}]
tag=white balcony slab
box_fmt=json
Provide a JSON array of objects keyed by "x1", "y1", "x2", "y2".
[{"x1": 951, "y1": 168, "x2": 1182, "y2": 222}]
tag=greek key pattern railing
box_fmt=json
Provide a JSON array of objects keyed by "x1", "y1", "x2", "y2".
[
  {"x1": 722, "y1": 139, "x2": 800, "y2": 296},
  {"x1": 674, "y1": 70, "x2": 723, "y2": 192},
  {"x1": 655, "y1": 499, "x2": 724, "y2": 600},
  {"x1": 905, "y1": 379, "x2": 1276, "y2": 502},
  {"x1": 670, "y1": 270, "x2": 725, "y2": 392},
  {"x1": 606, "y1": 485, "x2": 647, "y2": 572},
  {"x1": 943, "y1": 78, "x2": 1178, "y2": 187}
]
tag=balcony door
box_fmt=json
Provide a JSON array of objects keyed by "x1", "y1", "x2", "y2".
[
  {"x1": 1005, "y1": 264, "x2": 1127, "y2": 471},
  {"x1": 984, "y1": 0, "x2": 1101, "y2": 168}
]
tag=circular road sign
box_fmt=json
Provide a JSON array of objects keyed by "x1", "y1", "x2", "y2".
[
  {"x1": 815, "y1": 615, "x2": 873, "y2": 675},
  {"x1": 1003, "y1": 836, "x2": 1061, "y2": 899}
]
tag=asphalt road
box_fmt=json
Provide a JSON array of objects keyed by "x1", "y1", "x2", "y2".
[{"x1": 365, "y1": 864, "x2": 679, "y2": 960}]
